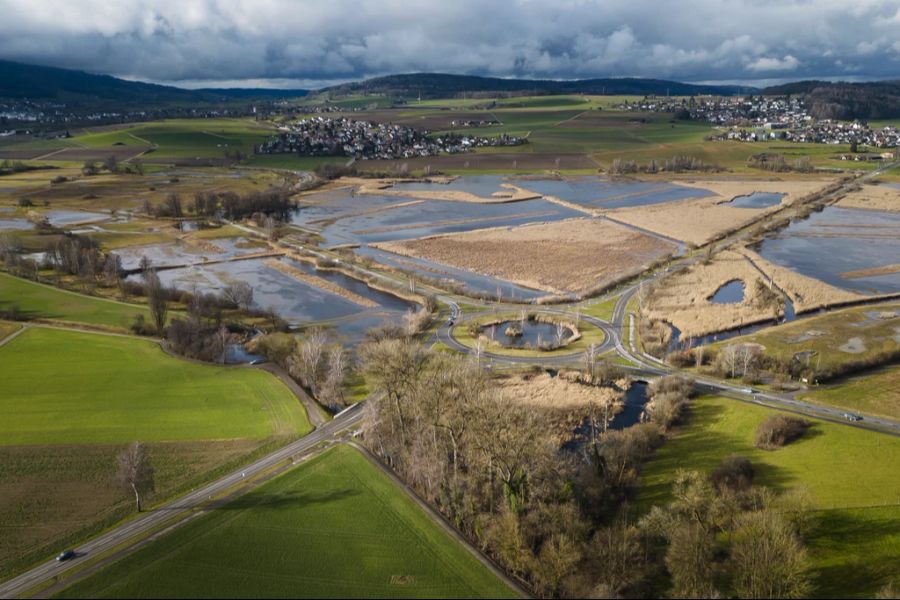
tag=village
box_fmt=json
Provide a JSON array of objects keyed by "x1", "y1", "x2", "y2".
[
  {"x1": 255, "y1": 115, "x2": 525, "y2": 159},
  {"x1": 619, "y1": 95, "x2": 899, "y2": 149}
]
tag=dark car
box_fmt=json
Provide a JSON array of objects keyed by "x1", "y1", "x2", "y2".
[
  {"x1": 843, "y1": 412, "x2": 863, "y2": 422},
  {"x1": 56, "y1": 550, "x2": 76, "y2": 562}
]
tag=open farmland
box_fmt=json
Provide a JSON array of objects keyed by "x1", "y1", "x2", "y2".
[
  {"x1": 0, "y1": 326, "x2": 310, "y2": 578},
  {"x1": 0, "y1": 119, "x2": 275, "y2": 165},
  {"x1": 0, "y1": 327, "x2": 310, "y2": 446},
  {"x1": 54, "y1": 445, "x2": 517, "y2": 599},
  {"x1": 376, "y1": 217, "x2": 677, "y2": 296},
  {"x1": 0, "y1": 272, "x2": 152, "y2": 330},
  {"x1": 637, "y1": 395, "x2": 900, "y2": 598}
]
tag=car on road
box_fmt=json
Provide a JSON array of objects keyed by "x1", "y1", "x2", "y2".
[
  {"x1": 843, "y1": 412, "x2": 863, "y2": 422},
  {"x1": 56, "y1": 550, "x2": 75, "y2": 562},
  {"x1": 446, "y1": 318, "x2": 455, "y2": 326}
]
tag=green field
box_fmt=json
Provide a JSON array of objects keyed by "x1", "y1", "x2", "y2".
[
  {"x1": 73, "y1": 118, "x2": 275, "y2": 159},
  {"x1": 638, "y1": 395, "x2": 900, "y2": 597},
  {"x1": 0, "y1": 327, "x2": 311, "y2": 445},
  {"x1": 801, "y1": 366, "x2": 900, "y2": 422},
  {"x1": 0, "y1": 326, "x2": 312, "y2": 578},
  {"x1": 0, "y1": 272, "x2": 152, "y2": 330},
  {"x1": 56, "y1": 445, "x2": 517, "y2": 599}
]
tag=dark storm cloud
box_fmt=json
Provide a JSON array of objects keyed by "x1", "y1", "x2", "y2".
[{"x1": 0, "y1": 0, "x2": 898, "y2": 87}]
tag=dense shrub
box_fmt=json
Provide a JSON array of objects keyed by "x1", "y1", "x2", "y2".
[
  {"x1": 710, "y1": 454, "x2": 755, "y2": 492},
  {"x1": 755, "y1": 415, "x2": 812, "y2": 450}
]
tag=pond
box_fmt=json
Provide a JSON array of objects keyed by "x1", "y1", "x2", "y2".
[
  {"x1": 722, "y1": 192, "x2": 785, "y2": 208},
  {"x1": 754, "y1": 206, "x2": 900, "y2": 294},
  {"x1": 710, "y1": 280, "x2": 745, "y2": 304},
  {"x1": 482, "y1": 318, "x2": 574, "y2": 349},
  {"x1": 670, "y1": 296, "x2": 797, "y2": 349}
]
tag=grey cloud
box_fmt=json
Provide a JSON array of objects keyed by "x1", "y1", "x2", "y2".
[{"x1": 0, "y1": 0, "x2": 898, "y2": 87}]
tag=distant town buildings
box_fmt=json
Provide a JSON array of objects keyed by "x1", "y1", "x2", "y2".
[
  {"x1": 256, "y1": 116, "x2": 525, "y2": 160},
  {"x1": 618, "y1": 96, "x2": 899, "y2": 148}
]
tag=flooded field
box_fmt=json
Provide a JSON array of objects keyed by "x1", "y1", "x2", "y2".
[
  {"x1": 116, "y1": 237, "x2": 264, "y2": 270},
  {"x1": 358, "y1": 246, "x2": 546, "y2": 301},
  {"x1": 723, "y1": 192, "x2": 784, "y2": 208},
  {"x1": 295, "y1": 192, "x2": 584, "y2": 247},
  {"x1": 514, "y1": 176, "x2": 712, "y2": 209},
  {"x1": 755, "y1": 206, "x2": 900, "y2": 294},
  {"x1": 127, "y1": 256, "x2": 415, "y2": 341}
]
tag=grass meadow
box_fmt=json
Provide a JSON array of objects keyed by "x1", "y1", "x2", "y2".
[
  {"x1": 0, "y1": 327, "x2": 310, "y2": 445},
  {"x1": 0, "y1": 326, "x2": 311, "y2": 579},
  {"x1": 0, "y1": 272, "x2": 152, "y2": 330},
  {"x1": 638, "y1": 395, "x2": 900, "y2": 598},
  {"x1": 55, "y1": 445, "x2": 517, "y2": 599}
]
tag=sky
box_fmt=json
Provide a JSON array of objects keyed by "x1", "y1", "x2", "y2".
[{"x1": 0, "y1": 0, "x2": 898, "y2": 89}]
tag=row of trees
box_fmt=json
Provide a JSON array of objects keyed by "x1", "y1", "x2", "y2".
[
  {"x1": 142, "y1": 188, "x2": 296, "y2": 222},
  {"x1": 609, "y1": 155, "x2": 724, "y2": 175}
]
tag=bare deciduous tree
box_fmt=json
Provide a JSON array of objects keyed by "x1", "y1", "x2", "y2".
[
  {"x1": 116, "y1": 442, "x2": 155, "y2": 512},
  {"x1": 143, "y1": 269, "x2": 168, "y2": 334}
]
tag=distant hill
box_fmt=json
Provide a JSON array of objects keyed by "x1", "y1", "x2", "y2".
[
  {"x1": 319, "y1": 73, "x2": 755, "y2": 100},
  {"x1": 763, "y1": 80, "x2": 900, "y2": 120},
  {"x1": 0, "y1": 60, "x2": 307, "y2": 105}
]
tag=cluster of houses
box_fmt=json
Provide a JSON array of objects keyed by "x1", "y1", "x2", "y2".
[
  {"x1": 617, "y1": 95, "x2": 808, "y2": 127},
  {"x1": 707, "y1": 120, "x2": 899, "y2": 149},
  {"x1": 256, "y1": 116, "x2": 524, "y2": 159},
  {"x1": 619, "y1": 95, "x2": 898, "y2": 149},
  {"x1": 449, "y1": 118, "x2": 500, "y2": 128}
]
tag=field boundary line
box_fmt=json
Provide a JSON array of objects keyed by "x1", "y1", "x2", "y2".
[{"x1": 349, "y1": 441, "x2": 533, "y2": 598}]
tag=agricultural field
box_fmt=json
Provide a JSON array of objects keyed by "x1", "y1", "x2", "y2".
[
  {"x1": 54, "y1": 445, "x2": 517, "y2": 599},
  {"x1": 0, "y1": 119, "x2": 275, "y2": 165},
  {"x1": 0, "y1": 272, "x2": 152, "y2": 330},
  {"x1": 638, "y1": 395, "x2": 900, "y2": 598},
  {"x1": 0, "y1": 327, "x2": 310, "y2": 576}
]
